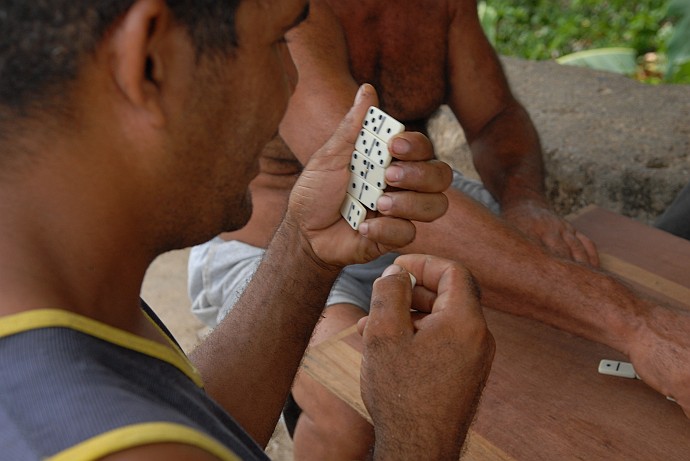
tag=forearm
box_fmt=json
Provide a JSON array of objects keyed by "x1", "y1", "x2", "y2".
[
  {"x1": 371, "y1": 387, "x2": 483, "y2": 461},
  {"x1": 468, "y1": 101, "x2": 547, "y2": 209},
  {"x1": 279, "y1": 0, "x2": 358, "y2": 163},
  {"x1": 401, "y1": 189, "x2": 638, "y2": 352},
  {"x1": 446, "y1": 3, "x2": 546, "y2": 210},
  {"x1": 459, "y1": 94, "x2": 600, "y2": 264},
  {"x1": 362, "y1": 258, "x2": 495, "y2": 461},
  {"x1": 189, "y1": 219, "x2": 340, "y2": 446}
]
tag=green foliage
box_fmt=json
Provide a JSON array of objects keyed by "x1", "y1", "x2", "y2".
[
  {"x1": 665, "y1": 0, "x2": 690, "y2": 82},
  {"x1": 479, "y1": 0, "x2": 689, "y2": 83},
  {"x1": 556, "y1": 47, "x2": 637, "y2": 75},
  {"x1": 478, "y1": 2, "x2": 499, "y2": 46},
  {"x1": 483, "y1": 0, "x2": 667, "y2": 59}
]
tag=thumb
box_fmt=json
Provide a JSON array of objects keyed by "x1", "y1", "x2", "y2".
[
  {"x1": 364, "y1": 264, "x2": 415, "y2": 340},
  {"x1": 312, "y1": 84, "x2": 380, "y2": 162}
]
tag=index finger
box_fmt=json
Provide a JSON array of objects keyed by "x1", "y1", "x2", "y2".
[
  {"x1": 393, "y1": 254, "x2": 482, "y2": 314},
  {"x1": 388, "y1": 131, "x2": 436, "y2": 162}
]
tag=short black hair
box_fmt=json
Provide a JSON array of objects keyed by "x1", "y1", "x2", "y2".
[{"x1": 0, "y1": 1, "x2": 240, "y2": 116}]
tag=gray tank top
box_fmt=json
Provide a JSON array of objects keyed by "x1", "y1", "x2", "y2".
[{"x1": 0, "y1": 308, "x2": 269, "y2": 460}]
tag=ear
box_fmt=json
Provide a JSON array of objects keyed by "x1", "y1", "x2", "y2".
[{"x1": 108, "y1": 0, "x2": 175, "y2": 127}]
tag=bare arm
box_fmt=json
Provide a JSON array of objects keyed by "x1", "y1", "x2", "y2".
[
  {"x1": 401, "y1": 187, "x2": 690, "y2": 415},
  {"x1": 359, "y1": 256, "x2": 495, "y2": 460},
  {"x1": 446, "y1": 0, "x2": 597, "y2": 265},
  {"x1": 279, "y1": 0, "x2": 359, "y2": 163},
  {"x1": 269, "y1": 0, "x2": 690, "y2": 423},
  {"x1": 190, "y1": 219, "x2": 339, "y2": 446},
  {"x1": 190, "y1": 85, "x2": 452, "y2": 445},
  {"x1": 220, "y1": 0, "x2": 358, "y2": 249}
]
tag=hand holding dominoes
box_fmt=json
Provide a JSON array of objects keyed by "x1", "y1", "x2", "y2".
[
  {"x1": 285, "y1": 84, "x2": 450, "y2": 268},
  {"x1": 340, "y1": 106, "x2": 405, "y2": 230}
]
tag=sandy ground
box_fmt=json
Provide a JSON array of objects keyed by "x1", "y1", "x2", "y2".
[{"x1": 141, "y1": 248, "x2": 294, "y2": 460}]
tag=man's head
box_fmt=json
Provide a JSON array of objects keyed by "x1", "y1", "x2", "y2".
[
  {"x1": 0, "y1": 1, "x2": 239, "y2": 124},
  {"x1": 0, "y1": 0, "x2": 308, "y2": 255}
]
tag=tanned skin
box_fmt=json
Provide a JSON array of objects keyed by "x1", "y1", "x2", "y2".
[{"x1": 207, "y1": 1, "x2": 689, "y2": 460}]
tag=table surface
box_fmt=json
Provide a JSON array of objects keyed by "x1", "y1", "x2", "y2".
[{"x1": 301, "y1": 205, "x2": 690, "y2": 460}]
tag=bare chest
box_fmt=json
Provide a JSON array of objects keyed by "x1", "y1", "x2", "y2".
[{"x1": 330, "y1": 0, "x2": 451, "y2": 126}]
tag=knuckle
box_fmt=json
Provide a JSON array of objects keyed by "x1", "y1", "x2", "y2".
[
  {"x1": 370, "y1": 218, "x2": 416, "y2": 247},
  {"x1": 447, "y1": 261, "x2": 475, "y2": 285},
  {"x1": 401, "y1": 192, "x2": 448, "y2": 222}
]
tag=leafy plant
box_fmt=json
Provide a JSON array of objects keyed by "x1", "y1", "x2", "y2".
[
  {"x1": 482, "y1": 0, "x2": 668, "y2": 60},
  {"x1": 664, "y1": 0, "x2": 690, "y2": 82},
  {"x1": 478, "y1": 0, "x2": 689, "y2": 83},
  {"x1": 556, "y1": 47, "x2": 637, "y2": 75}
]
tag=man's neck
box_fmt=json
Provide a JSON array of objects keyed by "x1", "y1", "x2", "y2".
[{"x1": 0, "y1": 151, "x2": 161, "y2": 342}]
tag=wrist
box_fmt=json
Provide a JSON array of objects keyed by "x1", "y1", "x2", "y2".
[
  {"x1": 499, "y1": 189, "x2": 549, "y2": 212},
  {"x1": 569, "y1": 268, "x2": 646, "y2": 356},
  {"x1": 369, "y1": 402, "x2": 471, "y2": 461},
  {"x1": 272, "y1": 214, "x2": 342, "y2": 277},
  {"x1": 372, "y1": 425, "x2": 465, "y2": 461}
]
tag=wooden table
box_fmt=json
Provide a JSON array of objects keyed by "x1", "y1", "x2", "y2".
[{"x1": 301, "y1": 205, "x2": 690, "y2": 460}]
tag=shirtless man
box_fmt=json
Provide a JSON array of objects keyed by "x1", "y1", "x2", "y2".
[
  {"x1": 188, "y1": 1, "x2": 690, "y2": 459},
  {"x1": 0, "y1": 1, "x2": 500, "y2": 459}
]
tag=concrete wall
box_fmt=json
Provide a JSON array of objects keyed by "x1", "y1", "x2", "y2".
[{"x1": 428, "y1": 57, "x2": 690, "y2": 223}]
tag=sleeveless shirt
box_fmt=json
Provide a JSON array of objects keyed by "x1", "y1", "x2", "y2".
[{"x1": 0, "y1": 308, "x2": 269, "y2": 460}]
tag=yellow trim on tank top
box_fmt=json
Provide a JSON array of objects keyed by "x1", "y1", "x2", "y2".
[
  {"x1": 46, "y1": 422, "x2": 240, "y2": 461},
  {"x1": 0, "y1": 309, "x2": 203, "y2": 387}
]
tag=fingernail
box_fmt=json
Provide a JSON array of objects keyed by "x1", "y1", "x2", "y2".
[
  {"x1": 358, "y1": 222, "x2": 369, "y2": 235},
  {"x1": 391, "y1": 137, "x2": 410, "y2": 155},
  {"x1": 382, "y1": 264, "x2": 404, "y2": 277},
  {"x1": 385, "y1": 165, "x2": 403, "y2": 182},
  {"x1": 355, "y1": 84, "x2": 367, "y2": 104},
  {"x1": 376, "y1": 195, "x2": 393, "y2": 211}
]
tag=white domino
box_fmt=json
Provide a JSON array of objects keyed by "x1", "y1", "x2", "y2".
[
  {"x1": 349, "y1": 151, "x2": 387, "y2": 189},
  {"x1": 354, "y1": 129, "x2": 392, "y2": 168},
  {"x1": 340, "y1": 193, "x2": 367, "y2": 230},
  {"x1": 598, "y1": 359, "x2": 678, "y2": 403},
  {"x1": 362, "y1": 106, "x2": 405, "y2": 143},
  {"x1": 598, "y1": 359, "x2": 639, "y2": 379},
  {"x1": 348, "y1": 174, "x2": 384, "y2": 211},
  {"x1": 340, "y1": 106, "x2": 404, "y2": 229}
]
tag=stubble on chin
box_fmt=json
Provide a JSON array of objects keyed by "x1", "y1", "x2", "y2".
[{"x1": 223, "y1": 188, "x2": 254, "y2": 232}]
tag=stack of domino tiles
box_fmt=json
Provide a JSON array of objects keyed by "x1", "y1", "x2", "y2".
[{"x1": 340, "y1": 106, "x2": 405, "y2": 230}]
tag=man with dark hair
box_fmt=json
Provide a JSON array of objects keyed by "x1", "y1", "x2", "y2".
[
  {"x1": 0, "y1": 1, "x2": 496, "y2": 460},
  {"x1": 0, "y1": 1, "x2": 239, "y2": 110},
  {"x1": 187, "y1": 1, "x2": 690, "y2": 459}
]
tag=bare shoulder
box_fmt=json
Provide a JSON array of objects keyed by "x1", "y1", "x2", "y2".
[{"x1": 447, "y1": 0, "x2": 480, "y2": 17}]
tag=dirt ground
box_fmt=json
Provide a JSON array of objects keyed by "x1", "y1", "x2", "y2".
[{"x1": 141, "y1": 248, "x2": 294, "y2": 460}]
